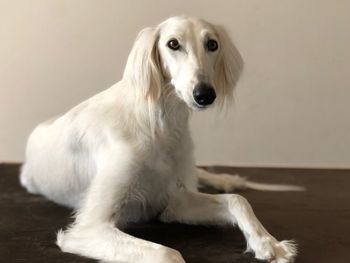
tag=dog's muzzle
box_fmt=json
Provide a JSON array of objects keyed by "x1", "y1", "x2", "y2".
[{"x1": 193, "y1": 82, "x2": 216, "y2": 106}]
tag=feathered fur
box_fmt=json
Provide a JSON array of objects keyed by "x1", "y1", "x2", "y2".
[{"x1": 20, "y1": 16, "x2": 299, "y2": 263}]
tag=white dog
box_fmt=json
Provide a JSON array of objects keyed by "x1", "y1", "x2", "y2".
[{"x1": 20, "y1": 16, "x2": 300, "y2": 263}]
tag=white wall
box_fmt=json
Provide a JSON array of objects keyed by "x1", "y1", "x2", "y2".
[{"x1": 1, "y1": 0, "x2": 350, "y2": 168}]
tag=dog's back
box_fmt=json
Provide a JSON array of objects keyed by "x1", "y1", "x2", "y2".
[{"x1": 19, "y1": 94, "x2": 105, "y2": 208}]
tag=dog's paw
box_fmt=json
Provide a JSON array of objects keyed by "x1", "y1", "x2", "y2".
[
  {"x1": 250, "y1": 236, "x2": 297, "y2": 263},
  {"x1": 218, "y1": 174, "x2": 247, "y2": 192}
]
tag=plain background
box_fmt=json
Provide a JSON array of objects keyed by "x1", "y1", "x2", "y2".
[{"x1": 1, "y1": 0, "x2": 349, "y2": 168}]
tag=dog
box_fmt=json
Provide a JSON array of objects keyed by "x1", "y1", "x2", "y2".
[{"x1": 20, "y1": 16, "x2": 301, "y2": 263}]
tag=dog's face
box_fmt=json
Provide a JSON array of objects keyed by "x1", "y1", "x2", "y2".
[
  {"x1": 123, "y1": 16, "x2": 243, "y2": 110},
  {"x1": 158, "y1": 18, "x2": 221, "y2": 109}
]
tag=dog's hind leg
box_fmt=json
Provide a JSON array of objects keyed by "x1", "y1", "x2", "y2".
[
  {"x1": 197, "y1": 168, "x2": 305, "y2": 192},
  {"x1": 197, "y1": 168, "x2": 247, "y2": 192},
  {"x1": 19, "y1": 163, "x2": 40, "y2": 194}
]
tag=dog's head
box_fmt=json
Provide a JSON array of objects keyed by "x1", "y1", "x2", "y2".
[{"x1": 123, "y1": 16, "x2": 243, "y2": 110}]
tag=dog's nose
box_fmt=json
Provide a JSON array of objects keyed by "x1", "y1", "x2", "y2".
[{"x1": 193, "y1": 83, "x2": 216, "y2": 106}]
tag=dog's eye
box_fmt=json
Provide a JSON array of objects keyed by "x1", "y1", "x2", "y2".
[
  {"x1": 207, "y1": 39, "x2": 218, "y2": 52},
  {"x1": 167, "y1": 39, "x2": 180, "y2": 50}
]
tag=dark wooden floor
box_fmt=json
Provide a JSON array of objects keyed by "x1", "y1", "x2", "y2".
[{"x1": 1, "y1": 164, "x2": 349, "y2": 263}]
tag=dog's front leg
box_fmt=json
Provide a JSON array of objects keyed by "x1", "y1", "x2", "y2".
[
  {"x1": 160, "y1": 189, "x2": 297, "y2": 263},
  {"x1": 56, "y1": 148, "x2": 185, "y2": 263}
]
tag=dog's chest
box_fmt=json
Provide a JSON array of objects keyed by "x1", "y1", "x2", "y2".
[
  {"x1": 119, "y1": 128, "x2": 191, "y2": 223},
  {"x1": 118, "y1": 163, "x2": 177, "y2": 223}
]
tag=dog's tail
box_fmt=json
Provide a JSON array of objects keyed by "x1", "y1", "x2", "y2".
[{"x1": 245, "y1": 180, "x2": 305, "y2": 191}]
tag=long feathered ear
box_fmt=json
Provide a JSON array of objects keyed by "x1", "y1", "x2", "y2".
[
  {"x1": 123, "y1": 27, "x2": 162, "y2": 101},
  {"x1": 214, "y1": 25, "x2": 244, "y2": 107}
]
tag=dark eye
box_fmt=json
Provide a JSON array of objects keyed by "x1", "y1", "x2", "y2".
[
  {"x1": 167, "y1": 39, "x2": 180, "y2": 50},
  {"x1": 207, "y1": 39, "x2": 218, "y2": 52}
]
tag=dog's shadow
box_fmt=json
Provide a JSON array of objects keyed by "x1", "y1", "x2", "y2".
[{"x1": 125, "y1": 221, "x2": 265, "y2": 263}]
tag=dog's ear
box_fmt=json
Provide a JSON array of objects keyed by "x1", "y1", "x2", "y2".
[
  {"x1": 214, "y1": 25, "x2": 243, "y2": 106},
  {"x1": 123, "y1": 27, "x2": 162, "y2": 101}
]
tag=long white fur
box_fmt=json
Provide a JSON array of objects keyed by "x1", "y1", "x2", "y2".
[
  {"x1": 197, "y1": 168, "x2": 305, "y2": 192},
  {"x1": 20, "y1": 16, "x2": 299, "y2": 263}
]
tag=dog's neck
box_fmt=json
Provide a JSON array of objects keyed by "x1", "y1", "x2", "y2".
[
  {"x1": 115, "y1": 85, "x2": 190, "y2": 138},
  {"x1": 155, "y1": 89, "x2": 191, "y2": 133}
]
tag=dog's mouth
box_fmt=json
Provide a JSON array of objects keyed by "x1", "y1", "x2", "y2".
[{"x1": 190, "y1": 102, "x2": 211, "y2": 111}]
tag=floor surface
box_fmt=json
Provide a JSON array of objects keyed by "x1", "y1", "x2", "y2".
[{"x1": 1, "y1": 164, "x2": 349, "y2": 263}]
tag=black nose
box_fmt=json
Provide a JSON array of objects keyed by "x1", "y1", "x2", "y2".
[{"x1": 193, "y1": 83, "x2": 216, "y2": 106}]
